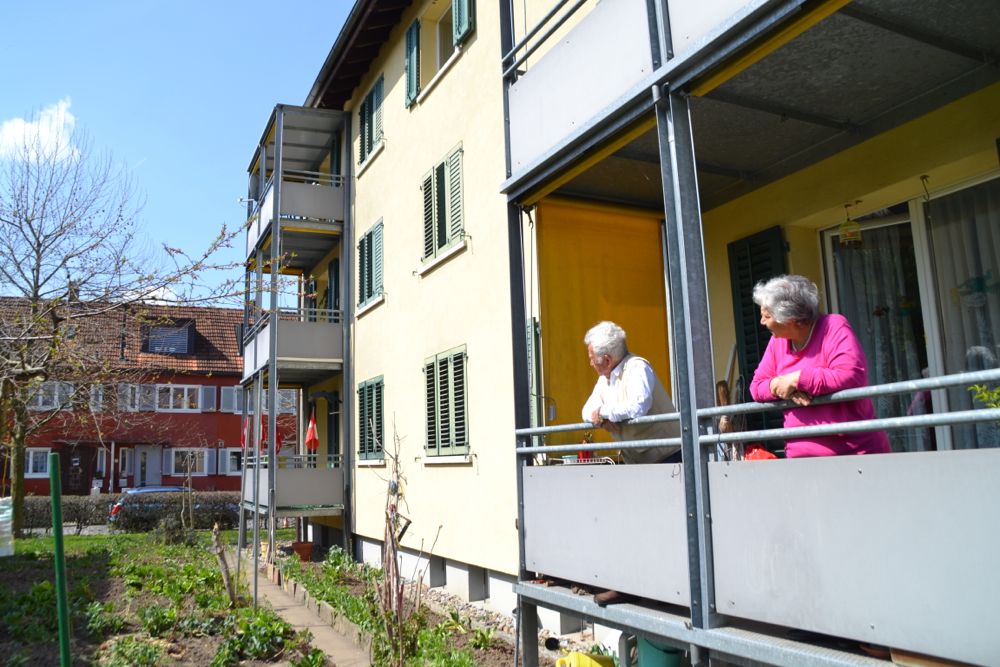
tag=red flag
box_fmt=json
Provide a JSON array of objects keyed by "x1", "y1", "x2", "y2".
[
  {"x1": 260, "y1": 413, "x2": 283, "y2": 453},
  {"x1": 305, "y1": 410, "x2": 320, "y2": 451},
  {"x1": 240, "y1": 417, "x2": 247, "y2": 449}
]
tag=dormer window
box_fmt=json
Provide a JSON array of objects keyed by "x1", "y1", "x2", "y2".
[{"x1": 143, "y1": 320, "x2": 194, "y2": 354}]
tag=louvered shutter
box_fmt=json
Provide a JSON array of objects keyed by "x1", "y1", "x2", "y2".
[
  {"x1": 118, "y1": 383, "x2": 132, "y2": 412},
  {"x1": 422, "y1": 172, "x2": 435, "y2": 259},
  {"x1": 405, "y1": 22, "x2": 420, "y2": 106},
  {"x1": 373, "y1": 76, "x2": 383, "y2": 142},
  {"x1": 235, "y1": 386, "x2": 245, "y2": 413},
  {"x1": 139, "y1": 385, "x2": 156, "y2": 411},
  {"x1": 452, "y1": 0, "x2": 474, "y2": 46},
  {"x1": 425, "y1": 360, "x2": 438, "y2": 453},
  {"x1": 218, "y1": 449, "x2": 227, "y2": 474},
  {"x1": 200, "y1": 386, "x2": 216, "y2": 412},
  {"x1": 206, "y1": 449, "x2": 217, "y2": 474},
  {"x1": 358, "y1": 96, "x2": 369, "y2": 163},
  {"x1": 451, "y1": 351, "x2": 467, "y2": 448},
  {"x1": 221, "y1": 387, "x2": 235, "y2": 413},
  {"x1": 358, "y1": 234, "x2": 369, "y2": 305},
  {"x1": 373, "y1": 381, "x2": 384, "y2": 455},
  {"x1": 372, "y1": 222, "x2": 384, "y2": 297},
  {"x1": 438, "y1": 357, "x2": 452, "y2": 451},
  {"x1": 447, "y1": 148, "x2": 463, "y2": 242},
  {"x1": 163, "y1": 448, "x2": 173, "y2": 475}
]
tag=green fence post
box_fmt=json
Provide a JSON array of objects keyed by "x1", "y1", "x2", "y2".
[{"x1": 49, "y1": 452, "x2": 72, "y2": 666}]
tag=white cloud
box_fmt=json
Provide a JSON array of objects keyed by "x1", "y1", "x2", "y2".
[{"x1": 0, "y1": 98, "x2": 77, "y2": 159}]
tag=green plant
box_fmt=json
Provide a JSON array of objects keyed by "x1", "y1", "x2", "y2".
[
  {"x1": 3, "y1": 653, "x2": 31, "y2": 667},
  {"x1": 138, "y1": 604, "x2": 178, "y2": 637},
  {"x1": 470, "y1": 627, "x2": 495, "y2": 650},
  {"x1": 99, "y1": 635, "x2": 163, "y2": 666},
  {"x1": 213, "y1": 607, "x2": 292, "y2": 666},
  {"x1": 85, "y1": 600, "x2": 127, "y2": 636},
  {"x1": 151, "y1": 515, "x2": 197, "y2": 545},
  {"x1": 970, "y1": 383, "x2": 1000, "y2": 409},
  {"x1": 291, "y1": 647, "x2": 330, "y2": 667},
  {"x1": 441, "y1": 609, "x2": 468, "y2": 634}
]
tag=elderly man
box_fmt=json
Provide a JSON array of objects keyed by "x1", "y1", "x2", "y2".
[{"x1": 582, "y1": 320, "x2": 680, "y2": 464}]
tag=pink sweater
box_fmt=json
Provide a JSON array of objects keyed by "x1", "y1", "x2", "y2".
[{"x1": 750, "y1": 314, "x2": 891, "y2": 457}]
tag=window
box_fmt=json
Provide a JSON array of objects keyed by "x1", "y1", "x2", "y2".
[
  {"x1": 220, "y1": 448, "x2": 243, "y2": 476},
  {"x1": 144, "y1": 322, "x2": 193, "y2": 354},
  {"x1": 27, "y1": 381, "x2": 74, "y2": 411},
  {"x1": 358, "y1": 377, "x2": 384, "y2": 460},
  {"x1": 94, "y1": 450, "x2": 106, "y2": 478},
  {"x1": 119, "y1": 449, "x2": 133, "y2": 476},
  {"x1": 278, "y1": 388, "x2": 297, "y2": 414},
  {"x1": 358, "y1": 75, "x2": 384, "y2": 164},
  {"x1": 170, "y1": 449, "x2": 207, "y2": 476},
  {"x1": 25, "y1": 448, "x2": 50, "y2": 478},
  {"x1": 89, "y1": 385, "x2": 105, "y2": 413},
  {"x1": 424, "y1": 346, "x2": 468, "y2": 455},
  {"x1": 118, "y1": 383, "x2": 156, "y2": 412},
  {"x1": 358, "y1": 221, "x2": 384, "y2": 307},
  {"x1": 221, "y1": 386, "x2": 242, "y2": 413},
  {"x1": 422, "y1": 146, "x2": 464, "y2": 260},
  {"x1": 405, "y1": 0, "x2": 475, "y2": 106},
  {"x1": 156, "y1": 384, "x2": 202, "y2": 412}
]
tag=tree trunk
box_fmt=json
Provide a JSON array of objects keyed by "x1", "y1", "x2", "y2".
[{"x1": 10, "y1": 431, "x2": 26, "y2": 538}]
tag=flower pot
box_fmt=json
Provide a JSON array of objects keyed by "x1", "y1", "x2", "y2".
[{"x1": 291, "y1": 541, "x2": 313, "y2": 562}]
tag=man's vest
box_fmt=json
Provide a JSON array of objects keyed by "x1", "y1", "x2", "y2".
[{"x1": 613, "y1": 355, "x2": 681, "y2": 464}]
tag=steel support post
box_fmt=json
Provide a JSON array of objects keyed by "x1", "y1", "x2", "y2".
[
  {"x1": 267, "y1": 107, "x2": 284, "y2": 559},
  {"x1": 654, "y1": 87, "x2": 719, "y2": 647},
  {"x1": 341, "y1": 111, "x2": 355, "y2": 555}
]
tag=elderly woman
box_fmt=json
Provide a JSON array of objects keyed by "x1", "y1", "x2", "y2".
[{"x1": 749, "y1": 275, "x2": 891, "y2": 457}]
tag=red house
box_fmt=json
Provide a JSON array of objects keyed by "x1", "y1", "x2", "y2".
[{"x1": 5, "y1": 302, "x2": 297, "y2": 496}]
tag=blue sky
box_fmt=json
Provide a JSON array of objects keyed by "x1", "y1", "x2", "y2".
[{"x1": 1, "y1": 1, "x2": 351, "y2": 297}]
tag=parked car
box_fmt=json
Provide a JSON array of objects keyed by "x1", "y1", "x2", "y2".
[{"x1": 108, "y1": 486, "x2": 241, "y2": 531}]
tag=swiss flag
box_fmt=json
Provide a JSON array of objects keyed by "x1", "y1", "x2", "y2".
[
  {"x1": 240, "y1": 417, "x2": 248, "y2": 450},
  {"x1": 305, "y1": 410, "x2": 320, "y2": 451}
]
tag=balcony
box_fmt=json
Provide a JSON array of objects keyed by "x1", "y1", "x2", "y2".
[
  {"x1": 241, "y1": 454, "x2": 344, "y2": 518},
  {"x1": 243, "y1": 307, "x2": 343, "y2": 383},
  {"x1": 245, "y1": 105, "x2": 346, "y2": 266},
  {"x1": 516, "y1": 370, "x2": 1000, "y2": 667}
]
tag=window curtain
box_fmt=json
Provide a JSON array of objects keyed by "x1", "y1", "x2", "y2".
[
  {"x1": 927, "y1": 177, "x2": 1000, "y2": 449},
  {"x1": 832, "y1": 222, "x2": 926, "y2": 451}
]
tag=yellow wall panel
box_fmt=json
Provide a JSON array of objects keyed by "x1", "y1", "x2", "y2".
[{"x1": 536, "y1": 199, "x2": 670, "y2": 446}]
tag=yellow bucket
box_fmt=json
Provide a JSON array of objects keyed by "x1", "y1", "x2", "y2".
[{"x1": 555, "y1": 652, "x2": 615, "y2": 667}]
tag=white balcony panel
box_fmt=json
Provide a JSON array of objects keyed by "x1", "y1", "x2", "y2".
[
  {"x1": 246, "y1": 185, "x2": 275, "y2": 256},
  {"x1": 275, "y1": 319, "x2": 342, "y2": 364},
  {"x1": 710, "y1": 449, "x2": 1000, "y2": 667},
  {"x1": 242, "y1": 320, "x2": 273, "y2": 380},
  {"x1": 280, "y1": 181, "x2": 344, "y2": 223},
  {"x1": 243, "y1": 466, "x2": 344, "y2": 508},
  {"x1": 507, "y1": 0, "x2": 652, "y2": 174},
  {"x1": 667, "y1": 0, "x2": 768, "y2": 59},
  {"x1": 522, "y1": 463, "x2": 689, "y2": 605}
]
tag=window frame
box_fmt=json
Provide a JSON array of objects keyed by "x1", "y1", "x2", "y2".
[
  {"x1": 170, "y1": 448, "x2": 207, "y2": 476},
  {"x1": 221, "y1": 447, "x2": 243, "y2": 476},
  {"x1": 421, "y1": 145, "x2": 464, "y2": 262},
  {"x1": 155, "y1": 384, "x2": 202, "y2": 412},
  {"x1": 358, "y1": 75, "x2": 384, "y2": 165},
  {"x1": 28, "y1": 381, "x2": 74, "y2": 411},
  {"x1": 424, "y1": 345, "x2": 469, "y2": 456},
  {"x1": 358, "y1": 376, "x2": 385, "y2": 461},
  {"x1": 358, "y1": 220, "x2": 384, "y2": 307},
  {"x1": 25, "y1": 448, "x2": 51, "y2": 478}
]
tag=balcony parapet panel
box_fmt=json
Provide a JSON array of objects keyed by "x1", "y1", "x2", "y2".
[
  {"x1": 245, "y1": 173, "x2": 345, "y2": 261},
  {"x1": 242, "y1": 454, "x2": 344, "y2": 518},
  {"x1": 242, "y1": 307, "x2": 343, "y2": 383}
]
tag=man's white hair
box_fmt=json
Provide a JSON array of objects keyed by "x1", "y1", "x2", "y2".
[{"x1": 584, "y1": 321, "x2": 628, "y2": 360}]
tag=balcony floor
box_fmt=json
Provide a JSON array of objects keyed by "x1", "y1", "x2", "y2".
[{"x1": 241, "y1": 500, "x2": 344, "y2": 519}]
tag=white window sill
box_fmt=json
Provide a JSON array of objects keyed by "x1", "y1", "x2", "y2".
[
  {"x1": 25, "y1": 473, "x2": 49, "y2": 479},
  {"x1": 357, "y1": 458, "x2": 386, "y2": 468},
  {"x1": 422, "y1": 454, "x2": 472, "y2": 466},
  {"x1": 418, "y1": 238, "x2": 468, "y2": 277},
  {"x1": 357, "y1": 140, "x2": 385, "y2": 177},
  {"x1": 356, "y1": 293, "x2": 385, "y2": 318},
  {"x1": 415, "y1": 46, "x2": 463, "y2": 106}
]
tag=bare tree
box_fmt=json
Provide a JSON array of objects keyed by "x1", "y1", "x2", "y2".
[{"x1": 0, "y1": 113, "x2": 240, "y2": 535}]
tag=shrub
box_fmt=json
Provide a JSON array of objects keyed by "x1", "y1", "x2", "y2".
[{"x1": 111, "y1": 491, "x2": 240, "y2": 532}]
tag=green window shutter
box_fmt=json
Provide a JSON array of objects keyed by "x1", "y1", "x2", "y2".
[
  {"x1": 446, "y1": 148, "x2": 463, "y2": 242},
  {"x1": 373, "y1": 76, "x2": 384, "y2": 143},
  {"x1": 358, "y1": 96, "x2": 370, "y2": 163},
  {"x1": 452, "y1": 0, "x2": 474, "y2": 46},
  {"x1": 357, "y1": 383, "x2": 367, "y2": 457},
  {"x1": 424, "y1": 359, "x2": 438, "y2": 453},
  {"x1": 405, "y1": 21, "x2": 420, "y2": 106},
  {"x1": 437, "y1": 356, "x2": 452, "y2": 451},
  {"x1": 373, "y1": 380, "x2": 384, "y2": 456},
  {"x1": 434, "y1": 162, "x2": 447, "y2": 251},
  {"x1": 422, "y1": 172, "x2": 435, "y2": 259},
  {"x1": 451, "y1": 351, "x2": 467, "y2": 448},
  {"x1": 372, "y1": 222, "x2": 384, "y2": 296},
  {"x1": 357, "y1": 234, "x2": 368, "y2": 305},
  {"x1": 330, "y1": 133, "x2": 341, "y2": 176}
]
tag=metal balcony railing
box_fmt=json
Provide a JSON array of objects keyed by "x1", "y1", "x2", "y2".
[{"x1": 513, "y1": 368, "x2": 1000, "y2": 667}]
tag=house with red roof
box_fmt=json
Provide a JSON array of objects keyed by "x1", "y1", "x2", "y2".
[{"x1": 1, "y1": 301, "x2": 296, "y2": 496}]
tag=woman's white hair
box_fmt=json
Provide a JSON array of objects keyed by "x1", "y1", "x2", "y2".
[
  {"x1": 584, "y1": 321, "x2": 628, "y2": 360},
  {"x1": 752, "y1": 275, "x2": 820, "y2": 324}
]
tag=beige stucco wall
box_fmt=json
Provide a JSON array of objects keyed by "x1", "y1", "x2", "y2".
[
  {"x1": 702, "y1": 82, "x2": 1000, "y2": 380},
  {"x1": 348, "y1": 0, "x2": 520, "y2": 575}
]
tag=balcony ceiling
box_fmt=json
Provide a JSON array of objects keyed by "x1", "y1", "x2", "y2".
[
  {"x1": 554, "y1": 0, "x2": 1000, "y2": 212},
  {"x1": 249, "y1": 106, "x2": 345, "y2": 178},
  {"x1": 305, "y1": 0, "x2": 414, "y2": 110}
]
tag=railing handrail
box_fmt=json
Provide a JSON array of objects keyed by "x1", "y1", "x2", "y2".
[
  {"x1": 514, "y1": 368, "x2": 1000, "y2": 451},
  {"x1": 244, "y1": 452, "x2": 342, "y2": 469},
  {"x1": 502, "y1": 0, "x2": 591, "y2": 80}
]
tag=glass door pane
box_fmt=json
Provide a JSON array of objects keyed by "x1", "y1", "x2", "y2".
[
  {"x1": 827, "y1": 220, "x2": 930, "y2": 452},
  {"x1": 926, "y1": 176, "x2": 1000, "y2": 449}
]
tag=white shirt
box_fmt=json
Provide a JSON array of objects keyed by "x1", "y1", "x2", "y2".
[{"x1": 581, "y1": 354, "x2": 656, "y2": 423}]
